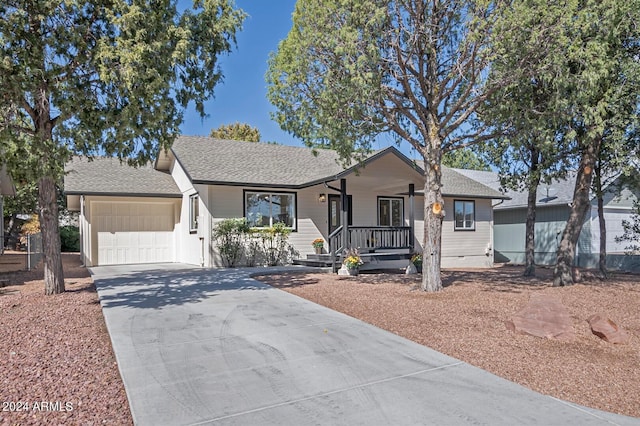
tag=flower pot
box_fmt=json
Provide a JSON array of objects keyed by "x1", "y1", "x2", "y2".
[
  {"x1": 347, "y1": 267, "x2": 359, "y2": 276},
  {"x1": 314, "y1": 246, "x2": 323, "y2": 254}
]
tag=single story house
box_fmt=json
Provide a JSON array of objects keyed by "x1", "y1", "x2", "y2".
[
  {"x1": 64, "y1": 137, "x2": 506, "y2": 269},
  {"x1": 455, "y1": 168, "x2": 640, "y2": 271}
]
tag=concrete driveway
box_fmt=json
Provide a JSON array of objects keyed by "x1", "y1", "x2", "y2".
[{"x1": 91, "y1": 264, "x2": 638, "y2": 426}]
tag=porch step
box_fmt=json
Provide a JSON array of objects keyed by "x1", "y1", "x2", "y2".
[{"x1": 293, "y1": 252, "x2": 413, "y2": 271}]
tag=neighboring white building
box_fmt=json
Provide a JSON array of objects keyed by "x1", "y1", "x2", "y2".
[
  {"x1": 65, "y1": 137, "x2": 506, "y2": 269},
  {"x1": 455, "y1": 169, "x2": 640, "y2": 271}
]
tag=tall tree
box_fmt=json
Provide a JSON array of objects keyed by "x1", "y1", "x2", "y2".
[
  {"x1": 267, "y1": 0, "x2": 516, "y2": 292},
  {"x1": 0, "y1": 0, "x2": 245, "y2": 294},
  {"x1": 590, "y1": 66, "x2": 640, "y2": 277},
  {"x1": 552, "y1": 0, "x2": 640, "y2": 286},
  {"x1": 479, "y1": 1, "x2": 573, "y2": 277},
  {"x1": 210, "y1": 122, "x2": 261, "y2": 142}
]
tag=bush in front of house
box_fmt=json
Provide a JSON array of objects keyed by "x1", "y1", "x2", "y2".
[
  {"x1": 60, "y1": 225, "x2": 80, "y2": 252},
  {"x1": 212, "y1": 219, "x2": 297, "y2": 267},
  {"x1": 212, "y1": 218, "x2": 251, "y2": 267},
  {"x1": 258, "y1": 222, "x2": 293, "y2": 266}
]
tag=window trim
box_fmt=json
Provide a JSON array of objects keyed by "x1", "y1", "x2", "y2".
[
  {"x1": 453, "y1": 199, "x2": 476, "y2": 231},
  {"x1": 243, "y1": 189, "x2": 298, "y2": 231},
  {"x1": 189, "y1": 193, "x2": 199, "y2": 233},
  {"x1": 377, "y1": 196, "x2": 405, "y2": 227}
]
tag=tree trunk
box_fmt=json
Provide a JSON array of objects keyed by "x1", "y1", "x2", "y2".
[
  {"x1": 523, "y1": 187, "x2": 538, "y2": 276},
  {"x1": 593, "y1": 160, "x2": 607, "y2": 278},
  {"x1": 38, "y1": 176, "x2": 65, "y2": 295},
  {"x1": 421, "y1": 155, "x2": 445, "y2": 292},
  {"x1": 524, "y1": 149, "x2": 541, "y2": 277},
  {"x1": 553, "y1": 137, "x2": 601, "y2": 286}
]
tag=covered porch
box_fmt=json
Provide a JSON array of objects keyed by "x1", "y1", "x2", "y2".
[{"x1": 297, "y1": 175, "x2": 421, "y2": 272}]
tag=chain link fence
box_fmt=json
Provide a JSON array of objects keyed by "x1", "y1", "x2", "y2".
[{"x1": 26, "y1": 232, "x2": 43, "y2": 271}]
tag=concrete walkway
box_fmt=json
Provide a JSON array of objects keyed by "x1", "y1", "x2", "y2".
[{"x1": 91, "y1": 264, "x2": 639, "y2": 426}]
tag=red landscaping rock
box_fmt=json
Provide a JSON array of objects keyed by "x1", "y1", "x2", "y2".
[
  {"x1": 587, "y1": 314, "x2": 631, "y2": 344},
  {"x1": 505, "y1": 294, "x2": 575, "y2": 341}
]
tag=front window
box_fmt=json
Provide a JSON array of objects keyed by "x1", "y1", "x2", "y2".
[
  {"x1": 189, "y1": 193, "x2": 199, "y2": 232},
  {"x1": 378, "y1": 197, "x2": 404, "y2": 226},
  {"x1": 245, "y1": 191, "x2": 296, "y2": 228},
  {"x1": 454, "y1": 200, "x2": 475, "y2": 230}
]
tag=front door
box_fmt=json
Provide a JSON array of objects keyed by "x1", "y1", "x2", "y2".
[{"x1": 328, "y1": 194, "x2": 352, "y2": 234}]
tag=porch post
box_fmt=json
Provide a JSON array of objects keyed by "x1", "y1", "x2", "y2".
[
  {"x1": 340, "y1": 178, "x2": 348, "y2": 254},
  {"x1": 409, "y1": 183, "x2": 415, "y2": 251}
]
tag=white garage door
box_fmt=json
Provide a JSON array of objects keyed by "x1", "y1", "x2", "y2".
[{"x1": 93, "y1": 201, "x2": 175, "y2": 265}]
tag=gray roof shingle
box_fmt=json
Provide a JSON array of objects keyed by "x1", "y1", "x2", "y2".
[
  {"x1": 171, "y1": 136, "x2": 347, "y2": 186},
  {"x1": 453, "y1": 168, "x2": 576, "y2": 209},
  {"x1": 63, "y1": 137, "x2": 507, "y2": 200},
  {"x1": 171, "y1": 137, "x2": 506, "y2": 199},
  {"x1": 65, "y1": 157, "x2": 181, "y2": 197},
  {"x1": 440, "y1": 167, "x2": 507, "y2": 199}
]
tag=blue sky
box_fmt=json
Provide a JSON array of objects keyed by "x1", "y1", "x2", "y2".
[
  {"x1": 179, "y1": 0, "x2": 300, "y2": 145},
  {"x1": 178, "y1": 0, "x2": 406, "y2": 155}
]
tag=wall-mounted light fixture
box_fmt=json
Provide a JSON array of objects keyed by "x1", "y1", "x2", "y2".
[{"x1": 318, "y1": 193, "x2": 327, "y2": 203}]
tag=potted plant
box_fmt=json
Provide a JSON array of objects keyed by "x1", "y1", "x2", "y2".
[
  {"x1": 411, "y1": 253, "x2": 422, "y2": 272},
  {"x1": 342, "y1": 248, "x2": 364, "y2": 275},
  {"x1": 312, "y1": 238, "x2": 324, "y2": 254}
]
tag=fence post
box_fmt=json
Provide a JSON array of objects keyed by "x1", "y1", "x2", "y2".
[{"x1": 27, "y1": 234, "x2": 31, "y2": 271}]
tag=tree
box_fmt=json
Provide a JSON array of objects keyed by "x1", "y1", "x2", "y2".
[
  {"x1": 210, "y1": 122, "x2": 261, "y2": 142},
  {"x1": 442, "y1": 148, "x2": 490, "y2": 171},
  {"x1": 552, "y1": 0, "x2": 640, "y2": 286},
  {"x1": 267, "y1": 0, "x2": 516, "y2": 292},
  {"x1": 479, "y1": 1, "x2": 573, "y2": 277},
  {"x1": 590, "y1": 61, "x2": 640, "y2": 277},
  {"x1": 0, "y1": 0, "x2": 245, "y2": 294}
]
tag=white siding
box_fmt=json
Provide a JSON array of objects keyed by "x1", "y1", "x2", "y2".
[
  {"x1": 83, "y1": 196, "x2": 179, "y2": 266},
  {"x1": 199, "y1": 152, "x2": 495, "y2": 269},
  {"x1": 414, "y1": 197, "x2": 494, "y2": 268},
  {"x1": 170, "y1": 160, "x2": 204, "y2": 266},
  {"x1": 589, "y1": 207, "x2": 633, "y2": 255}
]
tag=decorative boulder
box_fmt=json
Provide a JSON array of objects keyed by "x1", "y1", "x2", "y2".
[
  {"x1": 587, "y1": 314, "x2": 631, "y2": 344},
  {"x1": 505, "y1": 294, "x2": 575, "y2": 341}
]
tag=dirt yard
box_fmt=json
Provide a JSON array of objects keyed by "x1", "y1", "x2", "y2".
[
  {"x1": 256, "y1": 266, "x2": 640, "y2": 418},
  {"x1": 1, "y1": 255, "x2": 637, "y2": 422},
  {"x1": 0, "y1": 254, "x2": 132, "y2": 425}
]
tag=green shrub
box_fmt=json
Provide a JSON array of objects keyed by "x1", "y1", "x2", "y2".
[
  {"x1": 212, "y1": 218, "x2": 250, "y2": 267},
  {"x1": 60, "y1": 225, "x2": 80, "y2": 252},
  {"x1": 258, "y1": 222, "x2": 293, "y2": 266}
]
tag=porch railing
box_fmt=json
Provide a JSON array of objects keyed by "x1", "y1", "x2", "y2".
[
  {"x1": 328, "y1": 226, "x2": 412, "y2": 272},
  {"x1": 348, "y1": 226, "x2": 411, "y2": 251},
  {"x1": 328, "y1": 225, "x2": 344, "y2": 273}
]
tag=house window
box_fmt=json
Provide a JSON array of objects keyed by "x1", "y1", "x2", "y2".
[
  {"x1": 454, "y1": 200, "x2": 475, "y2": 231},
  {"x1": 189, "y1": 193, "x2": 199, "y2": 233},
  {"x1": 378, "y1": 197, "x2": 404, "y2": 226},
  {"x1": 244, "y1": 191, "x2": 296, "y2": 229}
]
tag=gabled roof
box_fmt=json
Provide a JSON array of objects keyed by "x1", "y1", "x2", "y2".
[
  {"x1": 158, "y1": 136, "x2": 506, "y2": 199},
  {"x1": 63, "y1": 137, "x2": 507, "y2": 200},
  {"x1": 163, "y1": 136, "x2": 352, "y2": 187},
  {"x1": 440, "y1": 167, "x2": 508, "y2": 200},
  {"x1": 65, "y1": 157, "x2": 181, "y2": 197}
]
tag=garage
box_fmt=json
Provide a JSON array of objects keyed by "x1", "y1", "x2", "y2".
[{"x1": 92, "y1": 201, "x2": 176, "y2": 266}]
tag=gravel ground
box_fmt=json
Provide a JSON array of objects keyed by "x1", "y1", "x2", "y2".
[
  {"x1": 256, "y1": 266, "x2": 640, "y2": 419},
  {"x1": 0, "y1": 254, "x2": 132, "y2": 426}
]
